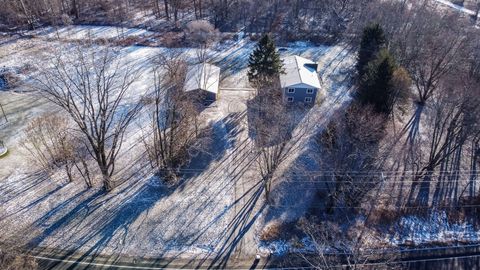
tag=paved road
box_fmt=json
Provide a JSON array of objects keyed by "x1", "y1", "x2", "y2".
[
  {"x1": 30, "y1": 247, "x2": 480, "y2": 270},
  {"x1": 435, "y1": 0, "x2": 479, "y2": 17},
  {"x1": 32, "y1": 248, "x2": 271, "y2": 270},
  {"x1": 29, "y1": 244, "x2": 269, "y2": 270}
]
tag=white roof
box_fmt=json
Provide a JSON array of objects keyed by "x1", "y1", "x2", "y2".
[
  {"x1": 280, "y1": 55, "x2": 321, "y2": 89},
  {"x1": 184, "y1": 63, "x2": 221, "y2": 94}
]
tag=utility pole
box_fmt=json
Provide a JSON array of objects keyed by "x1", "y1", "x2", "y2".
[
  {"x1": 0, "y1": 102, "x2": 7, "y2": 156},
  {"x1": 0, "y1": 103, "x2": 7, "y2": 124}
]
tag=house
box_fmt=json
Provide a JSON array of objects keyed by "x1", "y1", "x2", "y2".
[
  {"x1": 184, "y1": 63, "x2": 221, "y2": 102},
  {"x1": 279, "y1": 55, "x2": 321, "y2": 104}
]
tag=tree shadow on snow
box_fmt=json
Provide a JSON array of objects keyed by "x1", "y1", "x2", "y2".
[{"x1": 25, "y1": 175, "x2": 173, "y2": 268}]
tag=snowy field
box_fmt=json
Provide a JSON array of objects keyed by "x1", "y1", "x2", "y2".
[
  {"x1": 40, "y1": 25, "x2": 156, "y2": 40},
  {"x1": 2, "y1": 25, "x2": 478, "y2": 261},
  {"x1": 0, "y1": 25, "x2": 356, "y2": 260}
]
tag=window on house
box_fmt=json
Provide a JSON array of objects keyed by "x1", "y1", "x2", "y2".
[
  {"x1": 287, "y1": 97, "x2": 294, "y2": 102},
  {"x1": 287, "y1": 88, "x2": 295, "y2": 93},
  {"x1": 305, "y1": 97, "x2": 313, "y2": 103},
  {"x1": 307, "y1": 88, "x2": 314, "y2": 94}
]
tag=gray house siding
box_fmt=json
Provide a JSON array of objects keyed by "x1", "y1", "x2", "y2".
[{"x1": 283, "y1": 87, "x2": 318, "y2": 103}]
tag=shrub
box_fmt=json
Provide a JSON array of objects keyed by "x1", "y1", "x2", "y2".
[
  {"x1": 0, "y1": 249, "x2": 37, "y2": 270},
  {"x1": 367, "y1": 208, "x2": 403, "y2": 227},
  {"x1": 260, "y1": 221, "x2": 283, "y2": 241}
]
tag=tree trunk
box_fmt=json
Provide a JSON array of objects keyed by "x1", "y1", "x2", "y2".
[
  {"x1": 18, "y1": 0, "x2": 35, "y2": 30},
  {"x1": 193, "y1": 0, "x2": 198, "y2": 19},
  {"x1": 71, "y1": 0, "x2": 79, "y2": 19},
  {"x1": 164, "y1": 0, "x2": 170, "y2": 20},
  {"x1": 101, "y1": 167, "x2": 113, "y2": 191},
  {"x1": 65, "y1": 162, "x2": 74, "y2": 183},
  {"x1": 153, "y1": 0, "x2": 161, "y2": 17},
  {"x1": 174, "y1": 7, "x2": 178, "y2": 23},
  {"x1": 263, "y1": 173, "x2": 273, "y2": 203}
]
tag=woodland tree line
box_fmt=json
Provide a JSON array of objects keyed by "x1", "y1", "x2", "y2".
[{"x1": 0, "y1": 0, "x2": 386, "y2": 43}]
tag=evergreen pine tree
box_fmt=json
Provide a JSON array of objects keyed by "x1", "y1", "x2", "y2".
[
  {"x1": 359, "y1": 49, "x2": 397, "y2": 114},
  {"x1": 357, "y1": 23, "x2": 386, "y2": 78},
  {"x1": 247, "y1": 34, "x2": 284, "y2": 83}
]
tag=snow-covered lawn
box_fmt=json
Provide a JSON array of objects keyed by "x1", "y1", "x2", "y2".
[
  {"x1": 3, "y1": 24, "x2": 477, "y2": 261},
  {"x1": 0, "y1": 25, "x2": 359, "y2": 260},
  {"x1": 39, "y1": 25, "x2": 156, "y2": 41}
]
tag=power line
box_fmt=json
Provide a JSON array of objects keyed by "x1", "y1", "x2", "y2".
[
  {"x1": 28, "y1": 251, "x2": 480, "y2": 270},
  {"x1": 155, "y1": 167, "x2": 479, "y2": 175},
  {"x1": 270, "y1": 204, "x2": 480, "y2": 209}
]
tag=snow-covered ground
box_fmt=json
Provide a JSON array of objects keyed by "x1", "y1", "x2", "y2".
[
  {"x1": 0, "y1": 25, "x2": 357, "y2": 260},
  {"x1": 2, "y1": 24, "x2": 478, "y2": 261},
  {"x1": 391, "y1": 211, "x2": 480, "y2": 245},
  {"x1": 39, "y1": 25, "x2": 156, "y2": 41}
]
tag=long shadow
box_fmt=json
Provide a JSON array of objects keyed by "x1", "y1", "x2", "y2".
[
  {"x1": 63, "y1": 181, "x2": 169, "y2": 269},
  {"x1": 397, "y1": 104, "x2": 427, "y2": 207},
  {"x1": 432, "y1": 143, "x2": 464, "y2": 206},
  {"x1": 108, "y1": 109, "x2": 258, "y2": 268},
  {"x1": 32, "y1": 176, "x2": 170, "y2": 270},
  {"x1": 21, "y1": 109, "x2": 255, "y2": 268},
  {"x1": 205, "y1": 182, "x2": 266, "y2": 269},
  {"x1": 149, "y1": 110, "x2": 260, "y2": 268},
  {"x1": 212, "y1": 42, "x2": 254, "y2": 80},
  {"x1": 179, "y1": 117, "x2": 230, "y2": 181},
  {"x1": 26, "y1": 189, "x2": 104, "y2": 248},
  {"x1": 179, "y1": 117, "x2": 257, "y2": 237},
  {"x1": 403, "y1": 104, "x2": 425, "y2": 147},
  {"x1": 412, "y1": 171, "x2": 434, "y2": 208},
  {"x1": 178, "y1": 112, "x2": 247, "y2": 185},
  {"x1": 0, "y1": 183, "x2": 65, "y2": 220},
  {"x1": 0, "y1": 171, "x2": 49, "y2": 205},
  {"x1": 468, "y1": 141, "x2": 480, "y2": 198},
  {"x1": 246, "y1": 94, "x2": 311, "y2": 148}
]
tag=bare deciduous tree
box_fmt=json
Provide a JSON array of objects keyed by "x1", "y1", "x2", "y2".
[
  {"x1": 407, "y1": 75, "x2": 480, "y2": 205},
  {"x1": 34, "y1": 46, "x2": 143, "y2": 191},
  {"x1": 22, "y1": 114, "x2": 76, "y2": 182},
  {"x1": 296, "y1": 217, "x2": 398, "y2": 270},
  {"x1": 185, "y1": 19, "x2": 218, "y2": 63},
  {"x1": 317, "y1": 105, "x2": 387, "y2": 212},
  {"x1": 366, "y1": 1, "x2": 470, "y2": 105},
  {"x1": 249, "y1": 81, "x2": 310, "y2": 202},
  {"x1": 142, "y1": 53, "x2": 204, "y2": 183}
]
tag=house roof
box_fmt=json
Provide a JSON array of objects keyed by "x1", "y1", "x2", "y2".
[
  {"x1": 279, "y1": 55, "x2": 321, "y2": 89},
  {"x1": 184, "y1": 63, "x2": 221, "y2": 94}
]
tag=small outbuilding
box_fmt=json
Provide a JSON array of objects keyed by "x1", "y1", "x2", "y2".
[
  {"x1": 279, "y1": 55, "x2": 321, "y2": 104},
  {"x1": 184, "y1": 63, "x2": 221, "y2": 102}
]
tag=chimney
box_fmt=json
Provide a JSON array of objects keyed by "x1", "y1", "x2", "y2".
[{"x1": 305, "y1": 63, "x2": 318, "y2": 72}]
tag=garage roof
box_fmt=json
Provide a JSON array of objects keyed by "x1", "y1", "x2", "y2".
[{"x1": 184, "y1": 63, "x2": 221, "y2": 94}]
